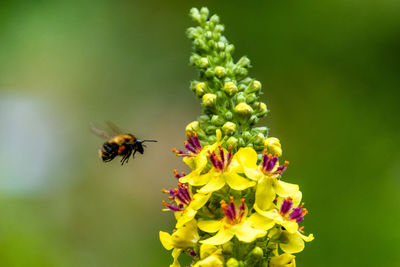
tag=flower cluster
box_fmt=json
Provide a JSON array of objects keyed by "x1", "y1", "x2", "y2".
[{"x1": 160, "y1": 7, "x2": 313, "y2": 266}]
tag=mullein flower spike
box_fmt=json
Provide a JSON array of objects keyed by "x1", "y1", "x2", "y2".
[{"x1": 160, "y1": 7, "x2": 313, "y2": 266}]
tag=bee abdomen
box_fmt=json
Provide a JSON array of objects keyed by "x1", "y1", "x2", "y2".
[{"x1": 100, "y1": 142, "x2": 119, "y2": 162}]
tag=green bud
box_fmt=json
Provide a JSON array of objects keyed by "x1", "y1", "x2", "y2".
[
  {"x1": 242, "y1": 131, "x2": 251, "y2": 141},
  {"x1": 189, "y1": 54, "x2": 201, "y2": 65},
  {"x1": 217, "y1": 41, "x2": 225, "y2": 50},
  {"x1": 245, "y1": 246, "x2": 263, "y2": 266},
  {"x1": 215, "y1": 24, "x2": 224, "y2": 33},
  {"x1": 208, "y1": 135, "x2": 217, "y2": 143},
  {"x1": 249, "y1": 115, "x2": 259, "y2": 125},
  {"x1": 200, "y1": 7, "x2": 209, "y2": 20},
  {"x1": 238, "y1": 137, "x2": 245, "y2": 147},
  {"x1": 211, "y1": 115, "x2": 225, "y2": 126},
  {"x1": 236, "y1": 56, "x2": 251, "y2": 67},
  {"x1": 224, "y1": 111, "x2": 233, "y2": 120},
  {"x1": 226, "y1": 44, "x2": 234, "y2": 53},
  {"x1": 205, "y1": 125, "x2": 218, "y2": 135},
  {"x1": 224, "y1": 82, "x2": 238, "y2": 96},
  {"x1": 216, "y1": 91, "x2": 224, "y2": 99},
  {"x1": 205, "y1": 68, "x2": 214, "y2": 78},
  {"x1": 246, "y1": 93, "x2": 257, "y2": 104},
  {"x1": 195, "y1": 82, "x2": 207, "y2": 96},
  {"x1": 198, "y1": 115, "x2": 210, "y2": 123},
  {"x1": 253, "y1": 133, "x2": 265, "y2": 145},
  {"x1": 246, "y1": 143, "x2": 254, "y2": 148},
  {"x1": 245, "y1": 80, "x2": 262, "y2": 93},
  {"x1": 210, "y1": 14, "x2": 219, "y2": 24},
  {"x1": 222, "y1": 121, "x2": 236, "y2": 135},
  {"x1": 235, "y1": 92, "x2": 246, "y2": 104},
  {"x1": 226, "y1": 258, "x2": 240, "y2": 267},
  {"x1": 234, "y1": 102, "x2": 253, "y2": 116},
  {"x1": 199, "y1": 57, "x2": 209, "y2": 68},
  {"x1": 186, "y1": 121, "x2": 200, "y2": 132},
  {"x1": 189, "y1": 8, "x2": 201, "y2": 23},
  {"x1": 214, "y1": 66, "x2": 226, "y2": 78},
  {"x1": 202, "y1": 93, "x2": 217, "y2": 107},
  {"x1": 205, "y1": 31, "x2": 213, "y2": 39},
  {"x1": 226, "y1": 136, "x2": 238, "y2": 148},
  {"x1": 222, "y1": 241, "x2": 234, "y2": 254},
  {"x1": 252, "y1": 126, "x2": 268, "y2": 135}
]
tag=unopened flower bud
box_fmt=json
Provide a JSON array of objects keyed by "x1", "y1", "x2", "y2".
[
  {"x1": 235, "y1": 92, "x2": 246, "y2": 104},
  {"x1": 198, "y1": 115, "x2": 210, "y2": 123},
  {"x1": 203, "y1": 93, "x2": 217, "y2": 107},
  {"x1": 208, "y1": 135, "x2": 216, "y2": 143},
  {"x1": 253, "y1": 127, "x2": 268, "y2": 135},
  {"x1": 186, "y1": 121, "x2": 200, "y2": 132},
  {"x1": 217, "y1": 42, "x2": 225, "y2": 50},
  {"x1": 245, "y1": 246, "x2": 263, "y2": 266},
  {"x1": 224, "y1": 111, "x2": 233, "y2": 120},
  {"x1": 210, "y1": 14, "x2": 219, "y2": 24},
  {"x1": 205, "y1": 31, "x2": 213, "y2": 39},
  {"x1": 269, "y1": 254, "x2": 296, "y2": 267},
  {"x1": 236, "y1": 56, "x2": 251, "y2": 67},
  {"x1": 259, "y1": 102, "x2": 267, "y2": 113},
  {"x1": 226, "y1": 258, "x2": 239, "y2": 267},
  {"x1": 214, "y1": 66, "x2": 226, "y2": 78},
  {"x1": 195, "y1": 82, "x2": 207, "y2": 96},
  {"x1": 224, "y1": 82, "x2": 238, "y2": 96},
  {"x1": 222, "y1": 241, "x2": 234, "y2": 254},
  {"x1": 226, "y1": 137, "x2": 238, "y2": 149},
  {"x1": 234, "y1": 102, "x2": 253, "y2": 116},
  {"x1": 242, "y1": 131, "x2": 251, "y2": 141},
  {"x1": 246, "y1": 80, "x2": 262, "y2": 93},
  {"x1": 205, "y1": 69, "x2": 214, "y2": 78},
  {"x1": 199, "y1": 57, "x2": 209, "y2": 68},
  {"x1": 264, "y1": 137, "x2": 282, "y2": 156},
  {"x1": 249, "y1": 115, "x2": 259, "y2": 125},
  {"x1": 254, "y1": 133, "x2": 265, "y2": 145},
  {"x1": 222, "y1": 122, "x2": 236, "y2": 135},
  {"x1": 238, "y1": 138, "x2": 245, "y2": 147},
  {"x1": 205, "y1": 125, "x2": 218, "y2": 135},
  {"x1": 200, "y1": 7, "x2": 209, "y2": 20},
  {"x1": 189, "y1": 8, "x2": 201, "y2": 23},
  {"x1": 226, "y1": 44, "x2": 234, "y2": 53},
  {"x1": 211, "y1": 115, "x2": 225, "y2": 126},
  {"x1": 246, "y1": 93, "x2": 257, "y2": 104}
]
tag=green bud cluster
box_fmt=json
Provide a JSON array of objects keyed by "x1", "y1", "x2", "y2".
[{"x1": 187, "y1": 7, "x2": 269, "y2": 153}]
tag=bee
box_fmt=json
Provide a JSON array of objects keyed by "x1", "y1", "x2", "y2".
[{"x1": 90, "y1": 122, "x2": 157, "y2": 165}]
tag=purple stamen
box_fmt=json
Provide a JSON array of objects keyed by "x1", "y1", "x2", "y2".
[
  {"x1": 229, "y1": 197, "x2": 236, "y2": 219},
  {"x1": 219, "y1": 147, "x2": 225, "y2": 166},
  {"x1": 187, "y1": 137, "x2": 197, "y2": 151},
  {"x1": 289, "y1": 207, "x2": 304, "y2": 222},
  {"x1": 209, "y1": 153, "x2": 219, "y2": 169},
  {"x1": 262, "y1": 153, "x2": 269, "y2": 169},
  {"x1": 280, "y1": 198, "x2": 293, "y2": 216},
  {"x1": 162, "y1": 201, "x2": 184, "y2": 212},
  {"x1": 267, "y1": 156, "x2": 278, "y2": 171},
  {"x1": 189, "y1": 249, "x2": 196, "y2": 257},
  {"x1": 192, "y1": 135, "x2": 201, "y2": 150},
  {"x1": 184, "y1": 142, "x2": 197, "y2": 154}
]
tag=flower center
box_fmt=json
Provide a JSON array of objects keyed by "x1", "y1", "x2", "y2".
[
  {"x1": 209, "y1": 146, "x2": 232, "y2": 172},
  {"x1": 279, "y1": 197, "x2": 308, "y2": 223},
  {"x1": 221, "y1": 197, "x2": 246, "y2": 225},
  {"x1": 260, "y1": 149, "x2": 289, "y2": 175},
  {"x1": 162, "y1": 171, "x2": 192, "y2": 212},
  {"x1": 172, "y1": 132, "x2": 202, "y2": 157}
]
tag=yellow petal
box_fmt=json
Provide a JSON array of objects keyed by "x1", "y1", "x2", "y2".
[
  {"x1": 255, "y1": 176, "x2": 275, "y2": 211},
  {"x1": 269, "y1": 253, "x2": 295, "y2": 267},
  {"x1": 176, "y1": 208, "x2": 197, "y2": 228},
  {"x1": 244, "y1": 166, "x2": 263, "y2": 181},
  {"x1": 183, "y1": 156, "x2": 196, "y2": 170},
  {"x1": 199, "y1": 244, "x2": 219, "y2": 259},
  {"x1": 170, "y1": 248, "x2": 182, "y2": 267},
  {"x1": 189, "y1": 193, "x2": 211, "y2": 210},
  {"x1": 247, "y1": 213, "x2": 275, "y2": 230},
  {"x1": 298, "y1": 232, "x2": 314, "y2": 242},
  {"x1": 274, "y1": 180, "x2": 299, "y2": 198},
  {"x1": 180, "y1": 171, "x2": 211, "y2": 186},
  {"x1": 281, "y1": 220, "x2": 299, "y2": 234},
  {"x1": 201, "y1": 228, "x2": 235, "y2": 245},
  {"x1": 198, "y1": 220, "x2": 222, "y2": 233},
  {"x1": 225, "y1": 172, "x2": 256, "y2": 191},
  {"x1": 233, "y1": 221, "x2": 266, "y2": 243},
  {"x1": 254, "y1": 205, "x2": 282, "y2": 222},
  {"x1": 291, "y1": 191, "x2": 303, "y2": 207},
  {"x1": 235, "y1": 147, "x2": 258, "y2": 167},
  {"x1": 159, "y1": 231, "x2": 173, "y2": 250},
  {"x1": 199, "y1": 175, "x2": 226, "y2": 193},
  {"x1": 280, "y1": 231, "x2": 304, "y2": 254},
  {"x1": 193, "y1": 255, "x2": 223, "y2": 267}
]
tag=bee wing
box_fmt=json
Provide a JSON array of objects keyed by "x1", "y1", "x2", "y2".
[
  {"x1": 90, "y1": 122, "x2": 113, "y2": 139},
  {"x1": 105, "y1": 121, "x2": 123, "y2": 135}
]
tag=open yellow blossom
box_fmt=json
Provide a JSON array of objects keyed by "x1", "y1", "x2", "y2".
[
  {"x1": 240, "y1": 148, "x2": 299, "y2": 210},
  {"x1": 198, "y1": 197, "x2": 273, "y2": 245},
  {"x1": 192, "y1": 244, "x2": 224, "y2": 267},
  {"x1": 159, "y1": 220, "x2": 199, "y2": 267},
  {"x1": 178, "y1": 130, "x2": 225, "y2": 186},
  {"x1": 279, "y1": 229, "x2": 314, "y2": 254},
  {"x1": 162, "y1": 178, "x2": 211, "y2": 228},
  {"x1": 185, "y1": 147, "x2": 256, "y2": 193}
]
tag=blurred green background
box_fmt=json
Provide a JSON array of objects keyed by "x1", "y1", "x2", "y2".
[{"x1": 0, "y1": 0, "x2": 399, "y2": 266}]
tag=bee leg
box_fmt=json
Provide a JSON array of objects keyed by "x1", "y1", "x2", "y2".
[{"x1": 132, "y1": 149, "x2": 138, "y2": 158}]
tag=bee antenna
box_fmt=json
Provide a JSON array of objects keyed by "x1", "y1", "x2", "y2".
[{"x1": 142, "y1": 140, "x2": 157, "y2": 143}]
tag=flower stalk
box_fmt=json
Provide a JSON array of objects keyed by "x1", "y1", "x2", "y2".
[{"x1": 160, "y1": 7, "x2": 314, "y2": 266}]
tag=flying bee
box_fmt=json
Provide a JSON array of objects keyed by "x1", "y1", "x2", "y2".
[{"x1": 90, "y1": 122, "x2": 157, "y2": 165}]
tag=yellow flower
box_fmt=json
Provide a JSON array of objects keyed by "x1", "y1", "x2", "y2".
[
  {"x1": 162, "y1": 180, "x2": 211, "y2": 228},
  {"x1": 270, "y1": 253, "x2": 296, "y2": 267},
  {"x1": 241, "y1": 148, "x2": 299, "y2": 210},
  {"x1": 202, "y1": 93, "x2": 217, "y2": 107},
  {"x1": 193, "y1": 147, "x2": 256, "y2": 193},
  {"x1": 198, "y1": 197, "x2": 273, "y2": 245},
  {"x1": 159, "y1": 220, "x2": 199, "y2": 267},
  {"x1": 234, "y1": 102, "x2": 253, "y2": 116},
  {"x1": 192, "y1": 244, "x2": 224, "y2": 267},
  {"x1": 176, "y1": 130, "x2": 223, "y2": 186},
  {"x1": 186, "y1": 121, "x2": 201, "y2": 132}
]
